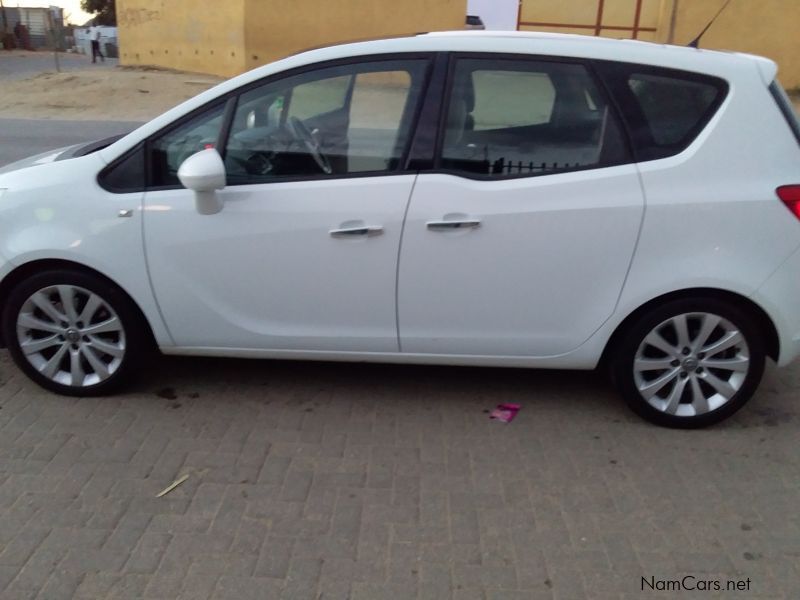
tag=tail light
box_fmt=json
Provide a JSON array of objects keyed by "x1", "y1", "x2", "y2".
[{"x1": 777, "y1": 185, "x2": 800, "y2": 220}]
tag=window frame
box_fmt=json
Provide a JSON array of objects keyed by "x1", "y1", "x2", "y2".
[
  {"x1": 592, "y1": 60, "x2": 729, "y2": 162},
  {"x1": 769, "y1": 80, "x2": 800, "y2": 147},
  {"x1": 431, "y1": 52, "x2": 635, "y2": 181},
  {"x1": 129, "y1": 53, "x2": 435, "y2": 192}
]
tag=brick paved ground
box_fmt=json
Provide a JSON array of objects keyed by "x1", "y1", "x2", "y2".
[{"x1": 0, "y1": 350, "x2": 798, "y2": 599}]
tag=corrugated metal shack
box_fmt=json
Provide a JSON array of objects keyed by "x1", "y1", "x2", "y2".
[{"x1": 1, "y1": 5, "x2": 64, "y2": 49}]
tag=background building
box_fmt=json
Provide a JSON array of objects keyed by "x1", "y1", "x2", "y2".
[
  {"x1": 116, "y1": 0, "x2": 467, "y2": 77},
  {"x1": 518, "y1": 0, "x2": 800, "y2": 87},
  {"x1": 115, "y1": 0, "x2": 800, "y2": 88},
  {"x1": 1, "y1": 4, "x2": 64, "y2": 49}
]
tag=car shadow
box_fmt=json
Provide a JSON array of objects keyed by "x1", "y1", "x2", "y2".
[{"x1": 121, "y1": 354, "x2": 798, "y2": 431}]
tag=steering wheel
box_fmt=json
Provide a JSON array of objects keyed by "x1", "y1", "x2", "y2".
[
  {"x1": 244, "y1": 151, "x2": 274, "y2": 176},
  {"x1": 287, "y1": 116, "x2": 332, "y2": 174}
]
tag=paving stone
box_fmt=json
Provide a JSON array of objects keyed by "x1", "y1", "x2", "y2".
[
  {"x1": 0, "y1": 351, "x2": 797, "y2": 597},
  {"x1": 124, "y1": 532, "x2": 171, "y2": 574},
  {"x1": 212, "y1": 575, "x2": 282, "y2": 600}
]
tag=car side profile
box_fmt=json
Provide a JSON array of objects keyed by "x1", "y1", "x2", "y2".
[{"x1": 1, "y1": 32, "x2": 799, "y2": 428}]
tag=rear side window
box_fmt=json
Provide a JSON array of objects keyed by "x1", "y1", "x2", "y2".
[
  {"x1": 469, "y1": 69, "x2": 555, "y2": 129},
  {"x1": 439, "y1": 58, "x2": 629, "y2": 179},
  {"x1": 598, "y1": 62, "x2": 728, "y2": 161}
]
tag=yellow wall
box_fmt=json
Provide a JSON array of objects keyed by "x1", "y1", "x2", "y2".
[
  {"x1": 518, "y1": 0, "x2": 663, "y2": 42},
  {"x1": 665, "y1": 0, "x2": 800, "y2": 88},
  {"x1": 244, "y1": 0, "x2": 466, "y2": 72},
  {"x1": 519, "y1": 0, "x2": 800, "y2": 88},
  {"x1": 117, "y1": 0, "x2": 247, "y2": 76},
  {"x1": 118, "y1": 0, "x2": 798, "y2": 88},
  {"x1": 117, "y1": 0, "x2": 466, "y2": 78}
]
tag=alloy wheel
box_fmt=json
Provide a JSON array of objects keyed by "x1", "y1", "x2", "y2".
[
  {"x1": 633, "y1": 312, "x2": 750, "y2": 417},
  {"x1": 15, "y1": 285, "x2": 126, "y2": 388}
]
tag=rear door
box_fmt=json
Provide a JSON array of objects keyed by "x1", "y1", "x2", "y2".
[{"x1": 398, "y1": 55, "x2": 645, "y2": 356}]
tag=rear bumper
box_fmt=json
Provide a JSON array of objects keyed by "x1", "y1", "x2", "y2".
[
  {"x1": 753, "y1": 244, "x2": 800, "y2": 367},
  {"x1": 786, "y1": 336, "x2": 800, "y2": 366}
]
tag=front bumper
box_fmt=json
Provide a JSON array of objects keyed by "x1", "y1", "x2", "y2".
[{"x1": 0, "y1": 254, "x2": 13, "y2": 349}]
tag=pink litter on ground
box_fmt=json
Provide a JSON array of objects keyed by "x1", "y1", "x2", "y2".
[{"x1": 489, "y1": 403, "x2": 521, "y2": 423}]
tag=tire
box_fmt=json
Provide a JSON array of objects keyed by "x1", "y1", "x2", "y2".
[
  {"x1": 611, "y1": 297, "x2": 765, "y2": 428},
  {"x1": 1, "y1": 269, "x2": 147, "y2": 396}
]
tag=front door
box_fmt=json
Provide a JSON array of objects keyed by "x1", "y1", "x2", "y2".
[
  {"x1": 399, "y1": 56, "x2": 644, "y2": 356},
  {"x1": 144, "y1": 57, "x2": 430, "y2": 352}
]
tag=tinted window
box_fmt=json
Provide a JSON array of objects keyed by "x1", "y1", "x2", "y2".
[
  {"x1": 223, "y1": 60, "x2": 427, "y2": 184},
  {"x1": 150, "y1": 104, "x2": 226, "y2": 187},
  {"x1": 440, "y1": 58, "x2": 627, "y2": 178},
  {"x1": 99, "y1": 143, "x2": 145, "y2": 192},
  {"x1": 470, "y1": 69, "x2": 555, "y2": 129},
  {"x1": 628, "y1": 73, "x2": 720, "y2": 147},
  {"x1": 286, "y1": 75, "x2": 351, "y2": 121}
]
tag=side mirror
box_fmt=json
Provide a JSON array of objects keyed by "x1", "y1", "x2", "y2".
[{"x1": 177, "y1": 149, "x2": 226, "y2": 215}]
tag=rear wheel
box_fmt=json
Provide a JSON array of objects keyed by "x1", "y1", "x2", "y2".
[
  {"x1": 2, "y1": 270, "x2": 146, "y2": 396},
  {"x1": 612, "y1": 298, "x2": 765, "y2": 428}
]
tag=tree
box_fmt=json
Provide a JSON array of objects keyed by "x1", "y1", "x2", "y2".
[{"x1": 80, "y1": 0, "x2": 116, "y2": 26}]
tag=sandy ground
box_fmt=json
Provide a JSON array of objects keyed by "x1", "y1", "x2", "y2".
[
  {"x1": 0, "y1": 66, "x2": 223, "y2": 121},
  {"x1": 0, "y1": 52, "x2": 798, "y2": 122}
]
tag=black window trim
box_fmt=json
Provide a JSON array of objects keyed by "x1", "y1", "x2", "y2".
[
  {"x1": 404, "y1": 52, "x2": 450, "y2": 171},
  {"x1": 592, "y1": 60, "x2": 730, "y2": 162},
  {"x1": 431, "y1": 52, "x2": 635, "y2": 182},
  {"x1": 127, "y1": 52, "x2": 437, "y2": 192},
  {"x1": 97, "y1": 142, "x2": 147, "y2": 194},
  {"x1": 769, "y1": 80, "x2": 800, "y2": 147}
]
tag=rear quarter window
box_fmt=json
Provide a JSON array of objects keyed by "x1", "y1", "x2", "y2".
[
  {"x1": 628, "y1": 73, "x2": 719, "y2": 146},
  {"x1": 597, "y1": 62, "x2": 728, "y2": 161}
]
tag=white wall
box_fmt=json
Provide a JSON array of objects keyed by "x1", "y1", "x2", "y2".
[
  {"x1": 74, "y1": 26, "x2": 118, "y2": 56},
  {"x1": 467, "y1": 0, "x2": 519, "y2": 30}
]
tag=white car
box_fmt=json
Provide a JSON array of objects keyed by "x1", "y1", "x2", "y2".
[{"x1": 1, "y1": 32, "x2": 799, "y2": 428}]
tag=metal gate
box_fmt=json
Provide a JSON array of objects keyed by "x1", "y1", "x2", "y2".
[{"x1": 518, "y1": 0, "x2": 663, "y2": 41}]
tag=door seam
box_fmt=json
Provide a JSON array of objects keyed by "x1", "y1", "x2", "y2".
[
  {"x1": 140, "y1": 192, "x2": 177, "y2": 346},
  {"x1": 394, "y1": 173, "x2": 419, "y2": 353}
]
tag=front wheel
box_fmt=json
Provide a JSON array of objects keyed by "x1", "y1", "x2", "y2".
[
  {"x1": 612, "y1": 298, "x2": 765, "y2": 428},
  {"x1": 2, "y1": 270, "x2": 147, "y2": 396}
]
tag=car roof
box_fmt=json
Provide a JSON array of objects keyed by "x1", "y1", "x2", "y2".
[
  {"x1": 338, "y1": 31, "x2": 774, "y2": 79},
  {"x1": 99, "y1": 31, "x2": 777, "y2": 163}
]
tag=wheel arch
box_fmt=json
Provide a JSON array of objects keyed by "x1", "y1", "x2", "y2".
[
  {"x1": 0, "y1": 258, "x2": 157, "y2": 350},
  {"x1": 599, "y1": 288, "x2": 780, "y2": 370}
]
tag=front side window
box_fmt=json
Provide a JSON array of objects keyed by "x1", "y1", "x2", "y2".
[
  {"x1": 149, "y1": 104, "x2": 226, "y2": 188},
  {"x1": 223, "y1": 59, "x2": 427, "y2": 184},
  {"x1": 439, "y1": 58, "x2": 627, "y2": 178}
]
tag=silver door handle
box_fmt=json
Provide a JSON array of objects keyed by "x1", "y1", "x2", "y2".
[
  {"x1": 330, "y1": 225, "x2": 383, "y2": 238},
  {"x1": 426, "y1": 220, "x2": 481, "y2": 231}
]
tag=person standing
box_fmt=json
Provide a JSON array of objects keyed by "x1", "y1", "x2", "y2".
[
  {"x1": 14, "y1": 22, "x2": 24, "y2": 46},
  {"x1": 89, "y1": 25, "x2": 104, "y2": 63}
]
